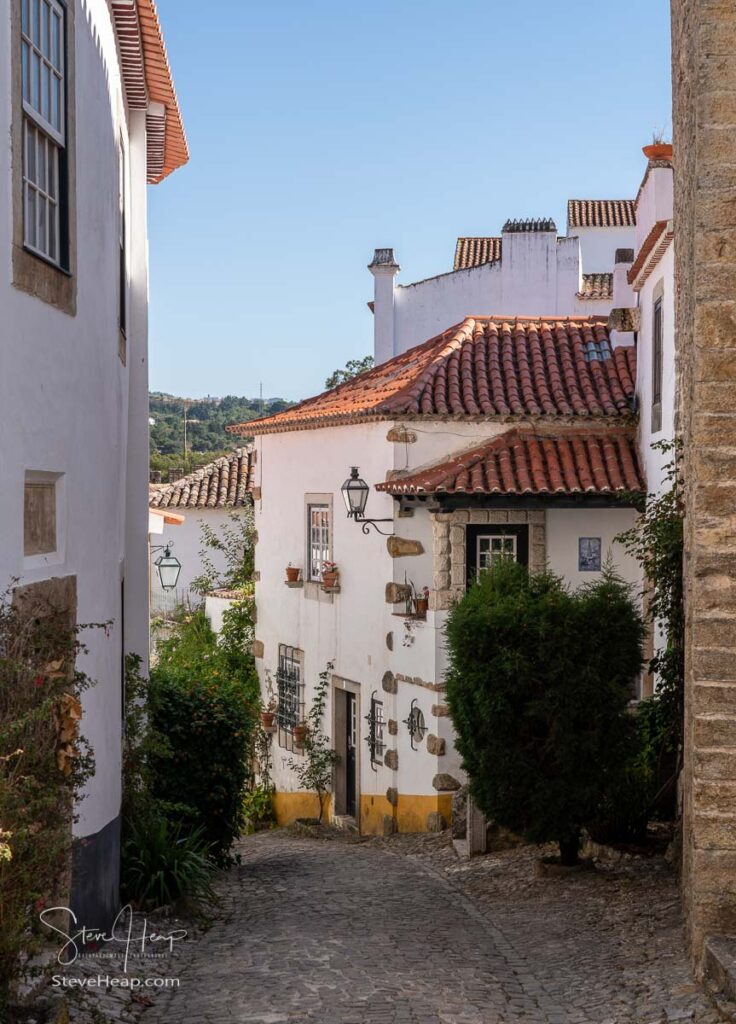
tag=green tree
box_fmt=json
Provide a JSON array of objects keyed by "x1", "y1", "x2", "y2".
[
  {"x1": 324, "y1": 356, "x2": 374, "y2": 390},
  {"x1": 287, "y1": 662, "x2": 340, "y2": 824},
  {"x1": 445, "y1": 560, "x2": 645, "y2": 865}
]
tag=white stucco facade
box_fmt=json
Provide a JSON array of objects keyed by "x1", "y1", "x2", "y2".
[{"x1": 0, "y1": 0, "x2": 185, "y2": 925}]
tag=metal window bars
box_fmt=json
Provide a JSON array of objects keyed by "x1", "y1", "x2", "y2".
[
  {"x1": 364, "y1": 691, "x2": 385, "y2": 769},
  {"x1": 276, "y1": 644, "x2": 304, "y2": 752}
]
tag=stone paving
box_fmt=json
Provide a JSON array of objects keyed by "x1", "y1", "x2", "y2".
[{"x1": 130, "y1": 828, "x2": 725, "y2": 1024}]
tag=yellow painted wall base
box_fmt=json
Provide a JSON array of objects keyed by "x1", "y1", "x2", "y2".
[
  {"x1": 359, "y1": 793, "x2": 453, "y2": 835},
  {"x1": 272, "y1": 791, "x2": 332, "y2": 825}
]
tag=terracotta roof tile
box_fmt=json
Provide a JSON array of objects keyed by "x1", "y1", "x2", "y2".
[
  {"x1": 567, "y1": 200, "x2": 636, "y2": 229},
  {"x1": 149, "y1": 448, "x2": 253, "y2": 509},
  {"x1": 454, "y1": 237, "x2": 502, "y2": 270},
  {"x1": 577, "y1": 273, "x2": 614, "y2": 301},
  {"x1": 376, "y1": 428, "x2": 643, "y2": 497},
  {"x1": 627, "y1": 220, "x2": 674, "y2": 289},
  {"x1": 229, "y1": 317, "x2": 637, "y2": 436}
]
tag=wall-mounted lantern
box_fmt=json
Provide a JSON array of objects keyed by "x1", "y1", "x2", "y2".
[
  {"x1": 153, "y1": 543, "x2": 182, "y2": 591},
  {"x1": 340, "y1": 466, "x2": 393, "y2": 536}
]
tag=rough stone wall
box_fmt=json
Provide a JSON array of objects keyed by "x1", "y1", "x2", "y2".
[{"x1": 672, "y1": 0, "x2": 736, "y2": 968}]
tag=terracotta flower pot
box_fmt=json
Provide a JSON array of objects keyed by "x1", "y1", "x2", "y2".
[
  {"x1": 642, "y1": 143, "x2": 672, "y2": 161},
  {"x1": 414, "y1": 597, "x2": 429, "y2": 616},
  {"x1": 286, "y1": 567, "x2": 300, "y2": 582},
  {"x1": 294, "y1": 724, "x2": 308, "y2": 746},
  {"x1": 322, "y1": 571, "x2": 339, "y2": 589},
  {"x1": 260, "y1": 711, "x2": 275, "y2": 728}
]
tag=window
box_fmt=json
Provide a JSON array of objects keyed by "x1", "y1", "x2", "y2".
[
  {"x1": 118, "y1": 138, "x2": 127, "y2": 345},
  {"x1": 307, "y1": 504, "x2": 330, "y2": 580},
  {"x1": 24, "y1": 478, "x2": 56, "y2": 556},
  {"x1": 21, "y1": 0, "x2": 66, "y2": 266},
  {"x1": 652, "y1": 295, "x2": 663, "y2": 433},
  {"x1": 276, "y1": 645, "x2": 304, "y2": 751},
  {"x1": 365, "y1": 693, "x2": 385, "y2": 768},
  {"x1": 477, "y1": 534, "x2": 516, "y2": 574}
]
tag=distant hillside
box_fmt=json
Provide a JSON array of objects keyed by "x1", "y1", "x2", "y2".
[{"x1": 149, "y1": 392, "x2": 293, "y2": 478}]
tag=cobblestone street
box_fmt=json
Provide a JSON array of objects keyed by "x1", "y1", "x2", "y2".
[{"x1": 137, "y1": 829, "x2": 722, "y2": 1024}]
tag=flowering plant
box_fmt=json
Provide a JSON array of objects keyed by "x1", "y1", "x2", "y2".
[{"x1": 321, "y1": 561, "x2": 338, "y2": 574}]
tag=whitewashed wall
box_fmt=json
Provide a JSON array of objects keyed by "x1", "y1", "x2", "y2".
[
  {"x1": 0, "y1": 0, "x2": 151, "y2": 919},
  {"x1": 150, "y1": 508, "x2": 234, "y2": 607}
]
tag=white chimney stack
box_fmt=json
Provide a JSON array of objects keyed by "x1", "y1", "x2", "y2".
[
  {"x1": 608, "y1": 248, "x2": 638, "y2": 349},
  {"x1": 369, "y1": 249, "x2": 400, "y2": 365}
]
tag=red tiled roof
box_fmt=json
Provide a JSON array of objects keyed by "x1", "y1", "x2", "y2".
[
  {"x1": 376, "y1": 428, "x2": 643, "y2": 497},
  {"x1": 111, "y1": 0, "x2": 188, "y2": 183},
  {"x1": 627, "y1": 220, "x2": 674, "y2": 289},
  {"x1": 228, "y1": 317, "x2": 637, "y2": 436},
  {"x1": 577, "y1": 273, "x2": 613, "y2": 301},
  {"x1": 567, "y1": 200, "x2": 636, "y2": 229},
  {"x1": 454, "y1": 237, "x2": 502, "y2": 270},
  {"x1": 149, "y1": 448, "x2": 253, "y2": 509}
]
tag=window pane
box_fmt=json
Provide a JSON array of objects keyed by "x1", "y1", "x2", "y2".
[
  {"x1": 49, "y1": 199, "x2": 57, "y2": 261},
  {"x1": 22, "y1": 41, "x2": 29, "y2": 101},
  {"x1": 32, "y1": 0, "x2": 40, "y2": 46},
  {"x1": 26, "y1": 121, "x2": 36, "y2": 181},
  {"x1": 47, "y1": 144, "x2": 56, "y2": 198},
  {"x1": 31, "y1": 51, "x2": 40, "y2": 110},
  {"x1": 51, "y1": 74, "x2": 59, "y2": 130},
  {"x1": 51, "y1": 11, "x2": 60, "y2": 68},
  {"x1": 37, "y1": 195, "x2": 47, "y2": 252},
  {"x1": 37, "y1": 134, "x2": 46, "y2": 192},
  {"x1": 41, "y1": 1, "x2": 49, "y2": 57},
  {"x1": 22, "y1": 0, "x2": 29, "y2": 35},
  {"x1": 26, "y1": 188, "x2": 36, "y2": 247},
  {"x1": 41, "y1": 62, "x2": 49, "y2": 120}
]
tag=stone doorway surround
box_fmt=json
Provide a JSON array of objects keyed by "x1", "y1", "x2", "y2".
[{"x1": 430, "y1": 509, "x2": 546, "y2": 611}]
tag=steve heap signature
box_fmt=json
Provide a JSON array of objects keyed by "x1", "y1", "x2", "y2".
[{"x1": 40, "y1": 905, "x2": 187, "y2": 971}]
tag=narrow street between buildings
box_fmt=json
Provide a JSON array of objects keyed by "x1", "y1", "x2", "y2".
[{"x1": 139, "y1": 829, "x2": 723, "y2": 1024}]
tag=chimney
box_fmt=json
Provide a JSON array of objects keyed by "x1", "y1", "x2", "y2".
[
  {"x1": 369, "y1": 248, "x2": 400, "y2": 365},
  {"x1": 500, "y1": 219, "x2": 558, "y2": 314},
  {"x1": 608, "y1": 248, "x2": 638, "y2": 349}
]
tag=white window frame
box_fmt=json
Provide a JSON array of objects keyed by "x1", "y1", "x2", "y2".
[
  {"x1": 21, "y1": 0, "x2": 66, "y2": 266},
  {"x1": 476, "y1": 533, "x2": 517, "y2": 577},
  {"x1": 307, "y1": 503, "x2": 331, "y2": 581}
]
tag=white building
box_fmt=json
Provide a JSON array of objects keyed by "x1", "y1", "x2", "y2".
[
  {"x1": 231, "y1": 198, "x2": 647, "y2": 831},
  {"x1": 371, "y1": 201, "x2": 636, "y2": 362},
  {"x1": 148, "y1": 447, "x2": 255, "y2": 611},
  {"x1": 0, "y1": 0, "x2": 186, "y2": 926}
]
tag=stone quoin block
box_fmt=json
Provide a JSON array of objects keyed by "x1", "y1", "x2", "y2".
[
  {"x1": 386, "y1": 787, "x2": 398, "y2": 807},
  {"x1": 386, "y1": 536, "x2": 424, "y2": 558},
  {"x1": 385, "y1": 582, "x2": 412, "y2": 604},
  {"x1": 426, "y1": 734, "x2": 446, "y2": 756},
  {"x1": 607, "y1": 307, "x2": 641, "y2": 333},
  {"x1": 251, "y1": 486, "x2": 262, "y2": 501},
  {"x1": 433, "y1": 773, "x2": 461, "y2": 792},
  {"x1": 382, "y1": 671, "x2": 397, "y2": 694},
  {"x1": 252, "y1": 640, "x2": 264, "y2": 659},
  {"x1": 383, "y1": 814, "x2": 397, "y2": 836},
  {"x1": 388, "y1": 719, "x2": 398, "y2": 735},
  {"x1": 386, "y1": 426, "x2": 417, "y2": 443},
  {"x1": 384, "y1": 749, "x2": 399, "y2": 771},
  {"x1": 426, "y1": 811, "x2": 446, "y2": 833},
  {"x1": 431, "y1": 703, "x2": 450, "y2": 717},
  {"x1": 386, "y1": 631, "x2": 394, "y2": 651}
]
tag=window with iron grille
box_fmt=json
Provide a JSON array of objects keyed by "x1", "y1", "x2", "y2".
[
  {"x1": 652, "y1": 295, "x2": 663, "y2": 433},
  {"x1": 365, "y1": 692, "x2": 385, "y2": 767},
  {"x1": 307, "y1": 504, "x2": 330, "y2": 580},
  {"x1": 21, "y1": 0, "x2": 67, "y2": 267},
  {"x1": 276, "y1": 644, "x2": 304, "y2": 751}
]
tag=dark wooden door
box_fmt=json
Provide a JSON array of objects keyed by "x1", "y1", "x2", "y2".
[{"x1": 345, "y1": 692, "x2": 357, "y2": 818}]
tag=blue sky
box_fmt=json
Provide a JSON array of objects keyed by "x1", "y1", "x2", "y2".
[{"x1": 148, "y1": 0, "x2": 672, "y2": 402}]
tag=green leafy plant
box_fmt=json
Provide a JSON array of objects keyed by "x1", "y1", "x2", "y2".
[
  {"x1": 0, "y1": 582, "x2": 98, "y2": 1004},
  {"x1": 191, "y1": 508, "x2": 256, "y2": 597},
  {"x1": 121, "y1": 817, "x2": 216, "y2": 910},
  {"x1": 324, "y1": 356, "x2": 374, "y2": 390},
  {"x1": 149, "y1": 611, "x2": 258, "y2": 864},
  {"x1": 616, "y1": 439, "x2": 684, "y2": 812},
  {"x1": 288, "y1": 662, "x2": 340, "y2": 824},
  {"x1": 242, "y1": 784, "x2": 275, "y2": 834},
  {"x1": 445, "y1": 560, "x2": 645, "y2": 865}
]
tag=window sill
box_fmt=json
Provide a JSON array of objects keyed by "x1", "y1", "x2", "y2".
[
  {"x1": 284, "y1": 580, "x2": 304, "y2": 589},
  {"x1": 321, "y1": 584, "x2": 341, "y2": 594},
  {"x1": 392, "y1": 611, "x2": 427, "y2": 621},
  {"x1": 22, "y1": 243, "x2": 72, "y2": 277}
]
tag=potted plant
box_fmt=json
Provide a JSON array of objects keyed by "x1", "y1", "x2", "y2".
[
  {"x1": 293, "y1": 721, "x2": 309, "y2": 747},
  {"x1": 286, "y1": 563, "x2": 301, "y2": 583},
  {"x1": 642, "y1": 132, "x2": 672, "y2": 162},
  {"x1": 321, "y1": 561, "x2": 339, "y2": 589},
  {"x1": 260, "y1": 696, "x2": 278, "y2": 729},
  {"x1": 414, "y1": 586, "x2": 430, "y2": 616}
]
